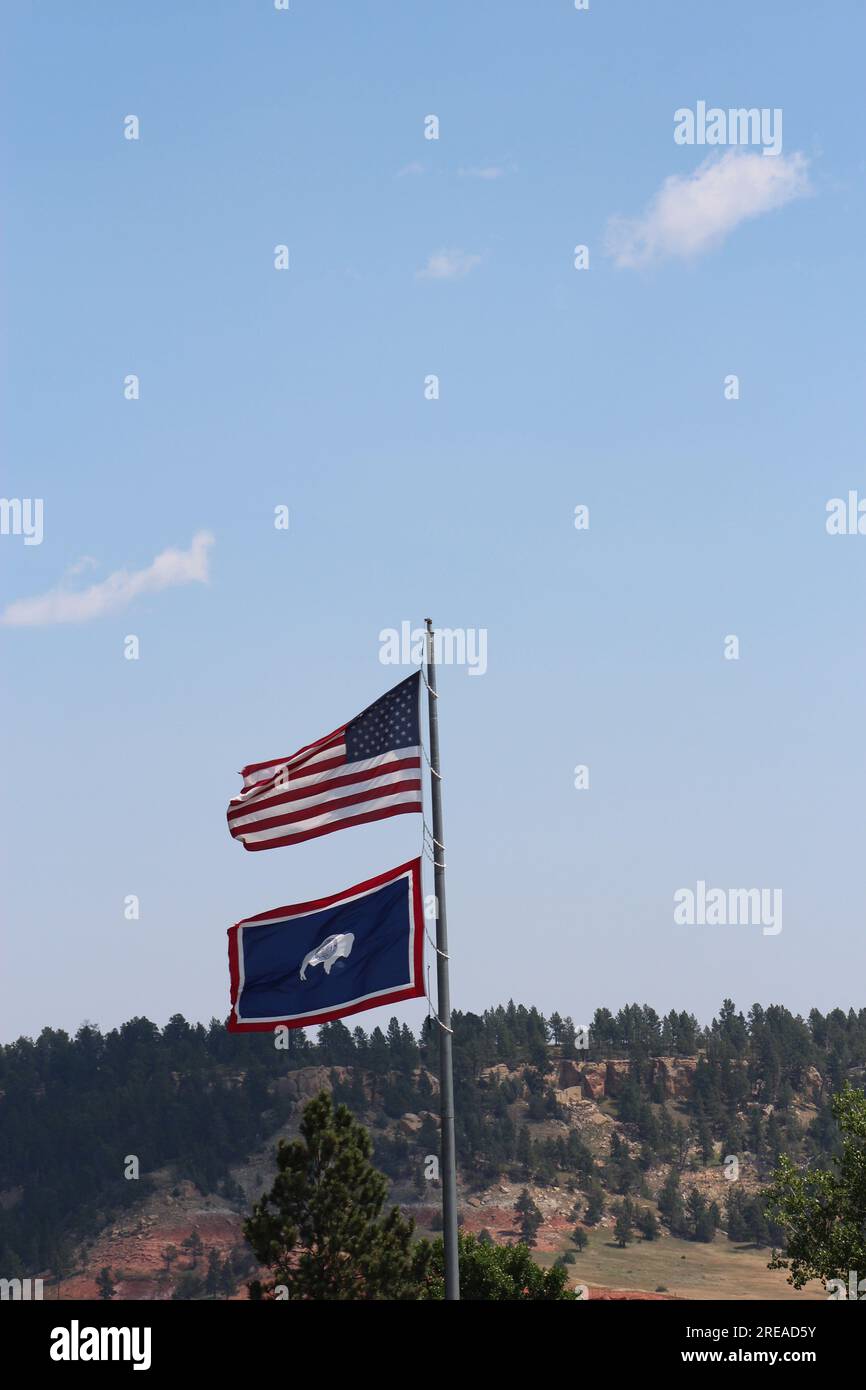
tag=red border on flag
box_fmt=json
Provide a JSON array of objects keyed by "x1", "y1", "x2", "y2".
[{"x1": 226, "y1": 857, "x2": 425, "y2": 1032}]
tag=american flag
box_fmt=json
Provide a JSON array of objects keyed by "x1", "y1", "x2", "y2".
[{"x1": 227, "y1": 673, "x2": 423, "y2": 851}]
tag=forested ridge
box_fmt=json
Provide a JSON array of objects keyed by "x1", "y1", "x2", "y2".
[{"x1": 1, "y1": 999, "x2": 865, "y2": 1276}]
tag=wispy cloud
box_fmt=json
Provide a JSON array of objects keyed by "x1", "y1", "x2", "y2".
[
  {"x1": 66, "y1": 555, "x2": 98, "y2": 577},
  {"x1": 1, "y1": 531, "x2": 214, "y2": 628},
  {"x1": 397, "y1": 161, "x2": 424, "y2": 178},
  {"x1": 458, "y1": 164, "x2": 509, "y2": 181},
  {"x1": 416, "y1": 249, "x2": 482, "y2": 281},
  {"x1": 606, "y1": 150, "x2": 811, "y2": 268}
]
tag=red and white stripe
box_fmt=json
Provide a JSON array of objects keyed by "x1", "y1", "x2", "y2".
[{"x1": 227, "y1": 723, "x2": 422, "y2": 851}]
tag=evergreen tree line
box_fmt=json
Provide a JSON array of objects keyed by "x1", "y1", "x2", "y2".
[{"x1": 1, "y1": 998, "x2": 863, "y2": 1273}]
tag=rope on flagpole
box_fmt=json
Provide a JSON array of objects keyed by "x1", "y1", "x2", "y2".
[
  {"x1": 423, "y1": 824, "x2": 450, "y2": 950},
  {"x1": 417, "y1": 662, "x2": 438, "y2": 699},
  {"x1": 425, "y1": 965, "x2": 454, "y2": 1033},
  {"x1": 423, "y1": 821, "x2": 445, "y2": 850},
  {"x1": 423, "y1": 821, "x2": 445, "y2": 851},
  {"x1": 425, "y1": 923, "x2": 449, "y2": 960},
  {"x1": 421, "y1": 740, "x2": 442, "y2": 779},
  {"x1": 419, "y1": 648, "x2": 452, "y2": 1042},
  {"x1": 423, "y1": 824, "x2": 446, "y2": 867},
  {"x1": 423, "y1": 616, "x2": 459, "y2": 1299}
]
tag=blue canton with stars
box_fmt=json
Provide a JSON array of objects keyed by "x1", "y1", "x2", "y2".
[{"x1": 345, "y1": 673, "x2": 420, "y2": 761}]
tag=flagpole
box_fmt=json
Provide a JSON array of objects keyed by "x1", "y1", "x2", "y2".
[{"x1": 424, "y1": 617, "x2": 460, "y2": 1301}]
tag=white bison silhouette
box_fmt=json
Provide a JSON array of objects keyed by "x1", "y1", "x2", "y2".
[{"x1": 300, "y1": 932, "x2": 355, "y2": 981}]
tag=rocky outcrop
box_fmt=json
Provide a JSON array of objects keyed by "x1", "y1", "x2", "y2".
[
  {"x1": 555, "y1": 1055, "x2": 702, "y2": 1103},
  {"x1": 558, "y1": 1059, "x2": 583, "y2": 1090},
  {"x1": 582, "y1": 1067, "x2": 606, "y2": 1101},
  {"x1": 273, "y1": 1066, "x2": 349, "y2": 1101},
  {"x1": 802, "y1": 1066, "x2": 823, "y2": 1104},
  {"x1": 604, "y1": 1060, "x2": 631, "y2": 1096},
  {"x1": 524, "y1": 1055, "x2": 707, "y2": 1105},
  {"x1": 651, "y1": 1057, "x2": 698, "y2": 1100},
  {"x1": 483, "y1": 1063, "x2": 524, "y2": 1088},
  {"x1": 554, "y1": 1085, "x2": 584, "y2": 1108},
  {"x1": 557, "y1": 1059, "x2": 610, "y2": 1100}
]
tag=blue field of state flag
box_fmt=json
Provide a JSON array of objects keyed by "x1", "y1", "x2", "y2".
[{"x1": 227, "y1": 858, "x2": 424, "y2": 1031}]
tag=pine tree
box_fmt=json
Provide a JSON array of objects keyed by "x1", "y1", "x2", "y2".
[
  {"x1": 725, "y1": 1186, "x2": 746, "y2": 1242},
  {"x1": 514, "y1": 1189, "x2": 543, "y2": 1247},
  {"x1": 366, "y1": 1028, "x2": 391, "y2": 1103},
  {"x1": 560, "y1": 1018, "x2": 578, "y2": 1059},
  {"x1": 182, "y1": 1227, "x2": 203, "y2": 1269},
  {"x1": 748, "y1": 1109, "x2": 766, "y2": 1160},
  {"x1": 686, "y1": 1188, "x2": 718, "y2": 1243},
  {"x1": 686, "y1": 1187, "x2": 706, "y2": 1235},
  {"x1": 695, "y1": 1116, "x2": 714, "y2": 1165},
  {"x1": 636, "y1": 1207, "x2": 659, "y2": 1241},
  {"x1": 613, "y1": 1205, "x2": 633, "y2": 1248},
  {"x1": 205, "y1": 1247, "x2": 222, "y2": 1298},
  {"x1": 658, "y1": 1168, "x2": 686, "y2": 1235},
  {"x1": 584, "y1": 1185, "x2": 605, "y2": 1225},
  {"x1": 244, "y1": 1091, "x2": 428, "y2": 1300},
  {"x1": 96, "y1": 1267, "x2": 116, "y2": 1300},
  {"x1": 722, "y1": 1116, "x2": 745, "y2": 1158},
  {"x1": 218, "y1": 1258, "x2": 236, "y2": 1299}
]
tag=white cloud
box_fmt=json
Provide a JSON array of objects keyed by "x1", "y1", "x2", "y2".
[
  {"x1": 397, "y1": 161, "x2": 424, "y2": 177},
  {"x1": 459, "y1": 165, "x2": 507, "y2": 181},
  {"x1": 65, "y1": 555, "x2": 98, "y2": 577},
  {"x1": 606, "y1": 150, "x2": 810, "y2": 268},
  {"x1": 1, "y1": 531, "x2": 214, "y2": 627},
  {"x1": 416, "y1": 249, "x2": 482, "y2": 280}
]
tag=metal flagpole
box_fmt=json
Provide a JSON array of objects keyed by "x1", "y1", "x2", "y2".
[{"x1": 424, "y1": 617, "x2": 460, "y2": 1301}]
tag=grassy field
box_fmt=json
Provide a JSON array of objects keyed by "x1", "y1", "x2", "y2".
[{"x1": 536, "y1": 1229, "x2": 826, "y2": 1301}]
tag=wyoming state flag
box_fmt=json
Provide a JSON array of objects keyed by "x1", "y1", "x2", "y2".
[{"x1": 227, "y1": 858, "x2": 424, "y2": 1031}]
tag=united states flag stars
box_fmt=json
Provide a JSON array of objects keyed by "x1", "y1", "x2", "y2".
[{"x1": 226, "y1": 673, "x2": 423, "y2": 851}]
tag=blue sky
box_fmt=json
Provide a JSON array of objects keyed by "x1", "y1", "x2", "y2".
[{"x1": 2, "y1": 1, "x2": 865, "y2": 1043}]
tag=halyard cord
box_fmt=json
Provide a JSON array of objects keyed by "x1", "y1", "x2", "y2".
[
  {"x1": 416, "y1": 661, "x2": 438, "y2": 699},
  {"x1": 424, "y1": 922, "x2": 449, "y2": 960},
  {"x1": 425, "y1": 964, "x2": 454, "y2": 1034},
  {"x1": 423, "y1": 820, "x2": 445, "y2": 850},
  {"x1": 421, "y1": 740, "x2": 442, "y2": 779},
  {"x1": 423, "y1": 821, "x2": 445, "y2": 851},
  {"x1": 417, "y1": 654, "x2": 441, "y2": 778},
  {"x1": 419, "y1": 645, "x2": 450, "y2": 1031},
  {"x1": 422, "y1": 822, "x2": 446, "y2": 868}
]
